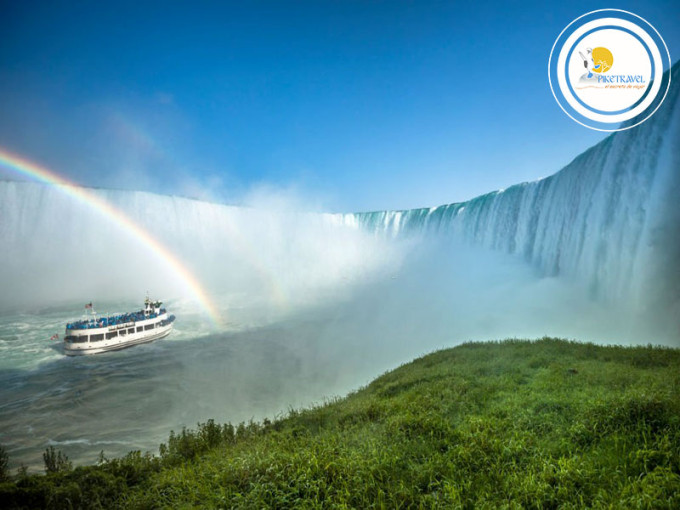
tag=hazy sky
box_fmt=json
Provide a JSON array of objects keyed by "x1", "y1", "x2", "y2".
[{"x1": 0, "y1": 0, "x2": 678, "y2": 211}]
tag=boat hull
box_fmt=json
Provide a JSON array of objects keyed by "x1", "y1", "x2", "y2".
[
  {"x1": 64, "y1": 316, "x2": 174, "y2": 356},
  {"x1": 64, "y1": 324, "x2": 173, "y2": 355}
]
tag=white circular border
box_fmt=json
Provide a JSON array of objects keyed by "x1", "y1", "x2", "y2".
[{"x1": 548, "y1": 9, "x2": 672, "y2": 132}]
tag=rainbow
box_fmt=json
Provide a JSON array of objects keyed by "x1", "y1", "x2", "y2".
[{"x1": 0, "y1": 147, "x2": 222, "y2": 327}]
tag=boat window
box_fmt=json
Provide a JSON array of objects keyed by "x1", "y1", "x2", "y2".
[
  {"x1": 64, "y1": 336, "x2": 76, "y2": 343},
  {"x1": 106, "y1": 332, "x2": 118, "y2": 339},
  {"x1": 128, "y1": 328, "x2": 135, "y2": 334},
  {"x1": 144, "y1": 324, "x2": 154, "y2": 331},
  {"x1": 90, "y1": 334, "x2": 104, "y2": 342},
  {"x1": 119, "y1": 330, "x2": 127, "y2": 336},
  {"x1": 137, "y1": 326, "x2": 143, "y2": 332},
  {"x1": 75, "y1": 336, "x2": 88, "y2": 343}
]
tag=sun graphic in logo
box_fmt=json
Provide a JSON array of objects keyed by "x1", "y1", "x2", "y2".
[
  {"x1": 591, "y1": 47, "x2": 614, "y2": 73},
  {"x1": 577, "y1": 47, "x2": 614, "y2": 80}
]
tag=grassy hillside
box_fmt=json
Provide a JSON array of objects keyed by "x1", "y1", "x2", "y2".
[{"x1": 2, "y1": 338, "x2": 679, "y2": 508}]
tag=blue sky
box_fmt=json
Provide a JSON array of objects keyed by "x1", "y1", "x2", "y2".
[{"x1": 0, "y1": 1, "x2": 678, "y2": 211}]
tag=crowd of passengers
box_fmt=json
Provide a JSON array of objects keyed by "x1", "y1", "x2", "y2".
[{"x1": 67, "y1": 309, "x2": 167, "y2": 330}]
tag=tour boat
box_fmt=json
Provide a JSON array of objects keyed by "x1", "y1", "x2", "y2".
[{"x1": 63, "y1": 298, "x2": 175, "y2": 355}]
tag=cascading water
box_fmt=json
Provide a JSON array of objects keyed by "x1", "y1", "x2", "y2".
[
  {"x1": 2, "y1": 67, "x2": 678, "y2": 320},
  {"x1": 343, "y1": 63, "x2": 680, "y2": 327},
  {"x1": 0, "y1": 182, "x2": 399, "y2": 314}
]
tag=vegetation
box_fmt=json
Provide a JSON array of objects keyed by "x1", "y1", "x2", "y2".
[
  {"x1": 42, "y1": 447, "x2": 72, "y2": 475},
  {"x1": 1, "y1": 338, "x2": 679, "y2": 508},
  {"x1": 0, "y1": 445, "x2": 9, "y2": 482}
]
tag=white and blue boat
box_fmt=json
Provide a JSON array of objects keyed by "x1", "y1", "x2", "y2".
[{"x1": 63, "y1": 297, "x2": 175, "y2": 355}]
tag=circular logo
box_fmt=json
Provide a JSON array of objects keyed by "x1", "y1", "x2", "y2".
[{"x1": 549, "y1": 9, "x2": 671, "y2": 132}]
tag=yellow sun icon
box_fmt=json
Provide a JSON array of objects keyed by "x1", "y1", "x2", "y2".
[{"x1": 591, "y1": 47, "x2": 613, "y2": 73}]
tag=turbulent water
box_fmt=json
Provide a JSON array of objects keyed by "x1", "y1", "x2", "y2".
[
  {"x1": 1, "y1": 65, "x2": 678, "y2": 471},
  {"x1": 0, "y1": 298, "x2": 423, "y2": 471}
]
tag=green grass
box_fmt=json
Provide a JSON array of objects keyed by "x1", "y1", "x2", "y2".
[{"x1": 2, "y1": 338, "x2": 679, "y2": 508}]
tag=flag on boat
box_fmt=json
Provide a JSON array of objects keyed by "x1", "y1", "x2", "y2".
[
  {"x1": 50, "y1": 334, "x2": 59, "y2": 341},
  {"x1": 85, "y1": 302, "x2": 93, "y2": 309}
]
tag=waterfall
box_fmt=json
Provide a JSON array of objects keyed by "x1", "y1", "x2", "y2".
[{"x1": 341, "y1": 64, "x2": 680, "y2": 313}]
